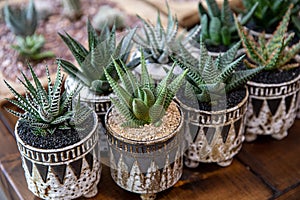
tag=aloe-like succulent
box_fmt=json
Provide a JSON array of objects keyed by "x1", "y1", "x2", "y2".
[
  {"x1": 57, "y1": 20, "x2": 136, "y2": 95},
  {"x1": 198, "y1": 0, "x2": 258, "y2": 46},
  {"x1": 173, "y1": 40, "x2": 262, "y2": 104},
  {"x1": 242, "y1": 0, "x2": 300, "y2": 32},
  {"x1": 4, "y1": 0, "x2": 55, "y2": 60},
  {"x1": 104, "y1": 51, "x2": 187, "y2": 127},
  {"x1": 11, "y1": 34, "x2": 55, "y2": 60},
  {"x1": 4, "y1": 62, "x2": 92, "y2": 136},
  {"x1": 4, "y1": 0, "x2": 37, "y2": 37},
  {"x1": 134, "y1": 3, "x2": 200, "y2": 64},
  {"x1": 235, "y1": 5, "x2": 300, "y2": 71}
]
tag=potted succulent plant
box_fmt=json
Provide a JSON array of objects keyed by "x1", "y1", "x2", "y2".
[
  {"x1": 133, "y1": 3, "x2": 200, "y2": 82},
  {"x1": 241, "y1": 0, "x2": 300, "y2": 38},
  {"x1": 173, "y1": 39, "x2": 262, "y2": 167},
  {"x1": 57, "y1": 20, "x2": 136, "y2": 124},
  {"x1": 4, "y1": 63, "x2": 101, "y2": 199},
  {"x1": 189, "y1": 0, "x2": 257, "y2": 56},
  {"x1": 104, "y1": 52, "x2": 187, "y2": 200},
  {"x1": 235, "y1": 5, "x2": 300, "y2": 141},
  {"x1": 4, "y1": 0, "x2": 55, "y2": 60}
]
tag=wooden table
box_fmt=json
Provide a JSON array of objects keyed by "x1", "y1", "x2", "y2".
[{"x1": 0, "y1": 100, "x2": 299, "y2": 200}]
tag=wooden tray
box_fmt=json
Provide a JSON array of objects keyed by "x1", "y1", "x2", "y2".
[{"x1": 1, "y1": 100, "x2": 300, "y2": 199}]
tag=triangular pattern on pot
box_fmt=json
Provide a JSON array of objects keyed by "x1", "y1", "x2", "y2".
[
  {"x1": 51, "y1": 164, "x2": 67, "y2": 184},
  {"x1": 188, "y1": 123, "x2": 200, "y2": 143},
  {"x1": 69, "y1": 158, "x2": 83, "y2": 179},
  {"x1": 109, "y1": 148, "x2": 117, "y2": 170},
  {"x1": 138, "y1": 156, "x2": 152, "y2": 173},
  {"x1": 234, "y1": 119, "x2": 242, "y2": 138},
  {"x1": 94, "y1": 138, "x2": 100, "y2": 159},
  {"x1": 127, "y1": 161, "x2": 144, "y2": 192},
  {"x1": 24, "y1": 157, "x2": 33, "y2": 176},
  {"x1": 251, "y1": 99, "x2": 264, "y2": 117},
  {"x1": 203, "y1": 127, "x2": 216, "y2": 145},
  {"x1": 284, "y1": 95, "x2": 293, "y2": 113},
  {"x1": 85, "y1": 152, "x2": 94, "y2": 171},
  {"x1": 296, "y1": 91, "x2": 300, "y2": 104},
  {"x1": 220, "y1": 125, "x2": 231, "y2": 143},
  {"x1": 267, "y1": 98, "x2": 282, "y2": 116},
  {"x1": 35, "y1": 163, "x2": 49, "y2": 183}
]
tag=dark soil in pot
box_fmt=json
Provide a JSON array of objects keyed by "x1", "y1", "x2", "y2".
[
  {"x1": 239, "y1": 64, "x2": 300, "y2": 84},
  {"x1": 177, "y1": 87, "x2": 246, "y2": 111},
  {"x1": 245, "y1": 20, "x2": 276, "y2": 34},
  {"x1": 189, "y1": 34, "x2": 237, "y2": 53},
  {"x1": 16, "y1": 114, "x2": 94, "y2": 149},
  {"x1": 205, "y1": 43, "x2": 230, "y2": 53}
]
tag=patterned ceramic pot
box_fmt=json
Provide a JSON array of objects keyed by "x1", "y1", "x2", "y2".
[
  {"x1": 245, "y1": 75, "x2": 300, "y2": 141},
  {"x1": 181, "y1": 88, "x2": 249, "y2": 168},
  {"x1": 15, "y1": 111, "x2": 101, "y2": 200},
  {"x1": 105, "y1": 101, "x2": 184, "y2": 200},
  {"x1": 65, "y1": 76, "x2": 112, "y2": 124}
]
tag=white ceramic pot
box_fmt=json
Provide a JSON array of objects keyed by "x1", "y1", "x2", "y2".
[
  {"x1": 15, "y1": 111, "x2": 101, "y2": 199},
  {"x1": 131, "y1": 51, "x2": 183, "y2": 84},
  {"x1": 245, "y1": 74, "x2": 300, "y2": 141},
  {"x1": 181, "y1": 88, "x2": 249, "y2": 167},
  {"x1": 105, "y1": 101, "x2": 184, "y2": 200},
  {"x1": 65, "y1": 76, "x2": 113, "y2": 124}
]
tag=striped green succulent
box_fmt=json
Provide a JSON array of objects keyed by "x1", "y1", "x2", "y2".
[
  {"x1": 4, "y1": 62, "x2": 92, "y2": 136},
  {"x1": 134, "y1": 3, "x2": 200, "y2": 64},
  {"x1": 198, "y1": 0, "x2": 257, "y2": 46},
  {"x1": 235, "y1": 5, "x2": 300, "y2": 71},
  {"x1": 57, "y1": 20, "x2": 136, "y2": 95},
  {"x1": 104, "y1": 51, "x2": 187, "y2": 127},
  {"x1": 173, "y1": 39, "x2": 262, "y2": 104}
]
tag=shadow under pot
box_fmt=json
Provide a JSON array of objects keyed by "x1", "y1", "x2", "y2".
[
  {"x1": 105, "y1": 101, "x2": 184, "y2": 200},
  {"x1": 180, "y1": 88, "x2": 249, "y2": 168},
  {"x1": 15, "y1": 111, "x2": 101, "y2": 199},
  {"x1": 65, "y1": 76, "x2": 113, "y2": 125},
  {"x1": 245, "y1": 74, "x2": 300, "y2": 141}
]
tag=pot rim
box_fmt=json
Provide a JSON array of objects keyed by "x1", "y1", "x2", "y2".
[
  {"x1": 247, "y1": 73, "x2": 300, "y2": 88},
  {"x1": 105, "y1": 100, "x2": 184, "y2": 145},
  {"x1": 65, "y1": 75, "x2": 114, "y2": 102},
  {"x1": 14, "y1": 109, "x2": 98, "y2": 153},
  {"x1": 177, "y1": 86, "x2": 249, "y2": 115}
]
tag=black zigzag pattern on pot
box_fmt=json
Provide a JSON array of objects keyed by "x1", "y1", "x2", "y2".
[
  {"x1": 246, "y1": 75, "x2": 300, "y2": 139},
  {"x1": 182, "y1": 90, "x2": 248, "y2": 164},
  {"x1": 22, "y1": 142, "x2": 100, "y2": 185}
]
